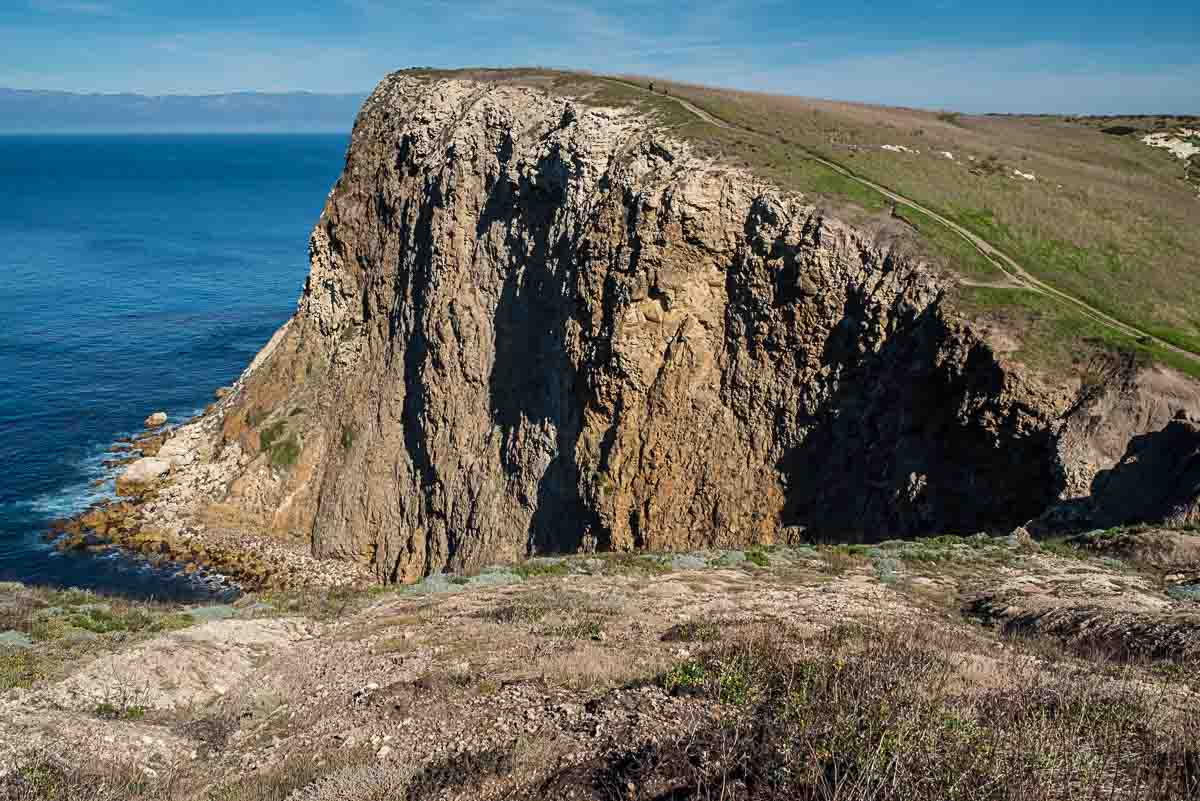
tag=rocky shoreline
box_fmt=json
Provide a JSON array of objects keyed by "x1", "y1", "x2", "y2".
[{"x1": 45, "y1": 373, "x2": 372, "y2": 593}]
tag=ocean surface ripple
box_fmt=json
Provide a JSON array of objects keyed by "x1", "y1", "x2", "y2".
[{"x1": 0, "y1": 133, "x2": 347, "y2": 599}]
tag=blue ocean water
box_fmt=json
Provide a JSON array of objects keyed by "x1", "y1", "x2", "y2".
[{"x1": 0, "y1": 134, "x2": 347, "y2": 599}]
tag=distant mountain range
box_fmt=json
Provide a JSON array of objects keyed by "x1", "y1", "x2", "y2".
[{"x1": 0, "y1": 88, "x2": 368, "y2": 133}]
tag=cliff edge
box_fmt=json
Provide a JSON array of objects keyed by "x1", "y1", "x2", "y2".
[{"x1": 117, "y1": 72, "x2": 1200, "y2": 584}]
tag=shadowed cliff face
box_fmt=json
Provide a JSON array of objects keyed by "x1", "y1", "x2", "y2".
[{"x1": 216, "y1": 75, "x2": 1070, "y2": 581}]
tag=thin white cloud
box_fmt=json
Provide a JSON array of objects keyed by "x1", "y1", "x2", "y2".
[{"x1": 3, "y1": 6, "x2": 1196, "y2": 114}]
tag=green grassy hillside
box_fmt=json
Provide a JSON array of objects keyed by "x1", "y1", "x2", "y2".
[{"x1": 402, "y1": 68, "x2": 1200, "y2": 380}]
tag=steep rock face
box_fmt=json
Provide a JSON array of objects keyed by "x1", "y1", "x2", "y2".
[
  {"x1": 1091, "y1": 416, "x2": 1200, "y2": 527},
  {"x1": 210, "y1": 76, "x2": 1085, "y2": 580}
]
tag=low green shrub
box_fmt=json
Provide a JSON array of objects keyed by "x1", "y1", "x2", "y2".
[
  {"x1": 661, "y1": 660, "x2": 706, "y2": 695},
  {"x1": 513, "y1": 560, "x2": 570, "y2": 579},
  {"x1": 268, "y1": 435, "x2": 301, "y2": 469},
  {"x1": 661, "y1": 620, "x2": 721, "y2": 643},
  {"x1": 744, "y1": 548, "x2": 769, "y2": 567},
  {"x1": 545, "y1": 620, "x2": 603, "y2": 640}
]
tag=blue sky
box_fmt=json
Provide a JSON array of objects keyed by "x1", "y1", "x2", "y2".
[{"x1": 2, "y1": 1, "x2": 1197, "y2": 113}]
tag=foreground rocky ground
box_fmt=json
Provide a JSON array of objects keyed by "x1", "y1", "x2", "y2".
[{"x1": 2, "y1": 527, "x2": 1198, "y2": 800}]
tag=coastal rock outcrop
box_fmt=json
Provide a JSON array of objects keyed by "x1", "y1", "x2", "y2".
[
  {"x1": 126, "y1": 73, "x2": 1200, "y2": 583},
  {"x1": 115, "y1": 456, "x2": 170, "y2": 496}
]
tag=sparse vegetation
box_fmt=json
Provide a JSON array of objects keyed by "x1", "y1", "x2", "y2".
[
  {"x1": 628, "y1": 624, "x2": 1200, "y2": 800},
  {"x1": 545, "y1": 619, "x2": 604, "y2": 640},
  {"x1": 93, "y1": 701, "x2": 145, "y2": 721},
  {"x1": 661, "y1": 620, "x2": 722, "y2": 643},
  {"x1": 258, "y1": 419, "x2": 302, "y2": 470},
  {"x1": 743, "y1": 547, "x2": 769, "y2": 567},
  {"x1": 481, "y1": 602, "x2": 548, "y2": 625},
  {"x1": 819, "y1": 544, "x2": 871, "y2": 575},
  {"x1": 3, "y1": 525, "x2": 1198, "y2": 799},
  {"x1": 512, "y1": 560, "x2": 571, "y2": 579},
  {"x1": 600, "y1": 552, "x2": 672, "y2": 575}
]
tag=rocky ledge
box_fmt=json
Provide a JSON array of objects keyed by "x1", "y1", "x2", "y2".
[{"x1": 49, "y1": 367, "x2": 371, "y2": 591}]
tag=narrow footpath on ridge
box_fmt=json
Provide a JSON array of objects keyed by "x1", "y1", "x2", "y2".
[{"x1": 606, "y1": 77, "x2": 1200, "y2": 366}]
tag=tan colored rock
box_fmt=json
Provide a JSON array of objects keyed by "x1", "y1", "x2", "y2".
[
  {"x1": 144, "y1": 411, "x2": 167, "y2": 428},
  {"x1": 183, "y1": 75, "x2": 1070, "y2": 582},
  {"x1": 124, "y1": 74, "x2": 1200, "y2": 584},
  {"x1": 115, "y1": 457, "x2": 170, "y2": 496},
  {"x1": 35, "y1": 618, "x2": 310, "y2": 712}
]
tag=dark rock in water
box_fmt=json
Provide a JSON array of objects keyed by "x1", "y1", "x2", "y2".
[{"x1": 102, "y1": 456, "x2": 136, "y2": 470}]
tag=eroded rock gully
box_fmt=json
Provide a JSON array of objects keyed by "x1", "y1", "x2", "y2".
[{"x1": 143, "y1": 74, "x2": 1200, "y2": 583}]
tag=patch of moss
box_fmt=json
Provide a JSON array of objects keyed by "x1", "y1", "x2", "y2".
[
  {"x1": 268, "y1": 435, "x2": 302, "y2": 469},
  {"x1": 260, "y1": 420, "x2": 286, "y2": 450},
  {"x1": 744, "y1": 548, "x2": 770, "y2": 568},
  {"x1": 513, "y1": 561, "x2": 571, "y2": 579}
]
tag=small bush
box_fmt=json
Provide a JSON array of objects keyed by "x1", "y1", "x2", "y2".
[
  {"x1": 94, "y1": 701, "x2": 145, "y2": 721},
  {"x1": 268, "y1": 435, "x2": 301, "y2": 469},
  {"x1": 545, "y1": 620, "x2": 603, "y2": 640},
  {"x1": 744, "y1": 548, "x2": 769, "y2": 568},
  {"x1": 30, "y1": 606, "x2": 194, "y2": 640},
  {"x1": 662, "y1": 620, "x2": 721, "y2": 643},
  {"x1": 661, "y1": 660, "x2": 706, "y2": 695},
  {"x1": 259, "y1": 420, "x2": 284, "y2": 449},
  {"x1": 1039, "y1": 537, "x2": 1089, "y2": 560},
  {"x1": 873, "y1": 556, "x2": 902, "y2": 584}
]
